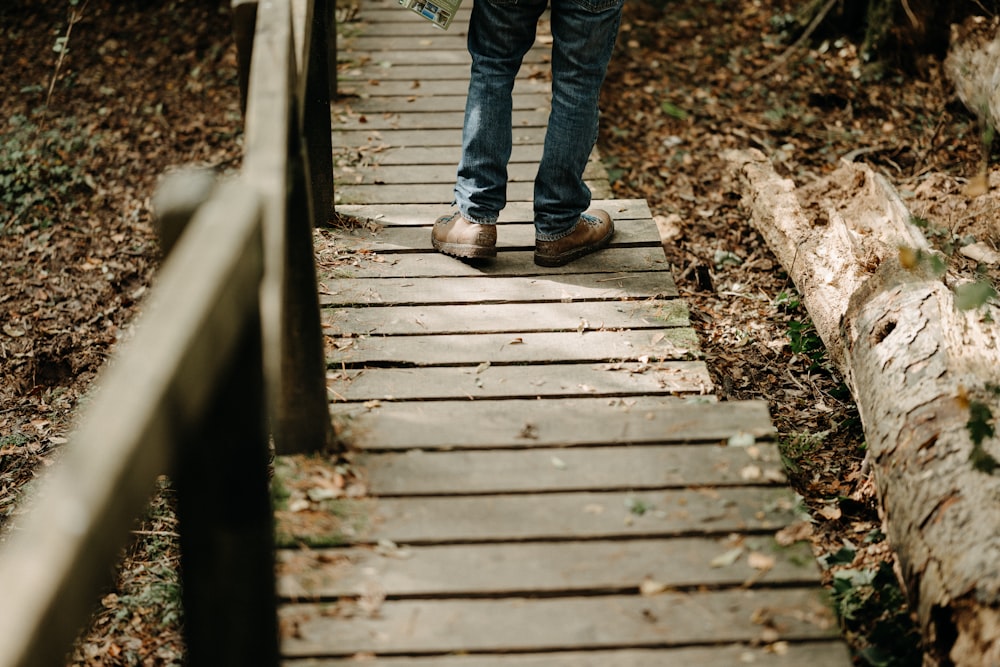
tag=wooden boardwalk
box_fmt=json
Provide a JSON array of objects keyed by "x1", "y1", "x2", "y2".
[{"x1": 276, "y1": 3, "x2": 851, "y2": 664}]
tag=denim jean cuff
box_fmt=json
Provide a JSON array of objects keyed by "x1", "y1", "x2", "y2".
[{"x1": 460, "y1": 209, "x2": 498, "y2": 225}]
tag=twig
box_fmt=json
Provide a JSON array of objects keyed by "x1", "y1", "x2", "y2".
[
  {"x1": 45, "y1": 0, "x2": 89, "y2": 107},
  {"x1": 900, "y1": 0, "x2": 919, "y2": 30},
  {"x1": 754, "y1": 0, "x2": 838, "y2": 80}
]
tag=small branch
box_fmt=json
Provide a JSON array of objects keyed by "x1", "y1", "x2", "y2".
[
  {"x1": 45, "y1": 0, "x2": 89, "y2": 107},
  {"x1": 754, "y1": 0, "x2": 838, "y2": 80}
]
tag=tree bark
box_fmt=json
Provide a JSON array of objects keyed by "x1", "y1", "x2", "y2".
[
  {"x1": 945, "y1": 15, "x2": 1000, "y2": 130},
  {"x1": 724, "y1": 149, "x2": 1000, "y2": 667}
]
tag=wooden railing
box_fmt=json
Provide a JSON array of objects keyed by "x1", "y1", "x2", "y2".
[{"x1": 0, "y1": 0, "x2": 334, "y2": 664}]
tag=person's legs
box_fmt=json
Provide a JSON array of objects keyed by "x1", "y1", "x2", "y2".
[
  {"x1": 534, "y1": 0, "x2": 623, "y2": 240},
  {"x1": 453, "y1": 0, "x2": 547, "y2": 225}
]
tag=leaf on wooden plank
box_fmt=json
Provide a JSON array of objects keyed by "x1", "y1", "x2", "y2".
[
  {"x1": 728, "y1": 432, "x2": 756, "y2": 447},
  {"x1": 710, "y1": 547, "x2": 744, "y2": 568},
  {"x1": 475, "y1": 361, "x2": 490, "y2": 374},
  {"x1": 748, "y1": 551, "x2": 776, "y2": 571},
  {"x1": 775, "y1": 521, "x2": 813, "y2": 546},
  {"x1": 639, "y1": 576, "x2": 670, "y2": 596}
]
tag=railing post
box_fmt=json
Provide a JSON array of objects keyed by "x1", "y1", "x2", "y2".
[
  {"x1": 299, "y1": 0, "x2": 334, "y2": 226},
  {"x1": 244, "y1": 0, "x2": 335, "y2": 455},
  {"x1": 327, "y1": 0, "x2": 337, "y2": 100},
  {"x1": 174, "y1": 294, "x2": 279, "y2": 667},
  {"x1": 154, "y1": 175, "x2": 279, "y2": 666}
]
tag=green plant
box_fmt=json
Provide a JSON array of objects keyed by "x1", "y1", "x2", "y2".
[
  {"x1": 829, "y1": 561, "x2": 921, "y2": 666},
  {"x1": 0, "y1": 114, "x2": 102, "y2": 233},
  {"x1": 778, "y1": 430, "x2": 828, "y2": 473}
]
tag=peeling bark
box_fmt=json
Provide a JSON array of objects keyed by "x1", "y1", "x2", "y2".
[
  {"x1": 944, "y1": 15, "x2": 1000, "y2": 130},
  {"x1": 724, "y1": 148, "x2": 1000, "y2": 666}
]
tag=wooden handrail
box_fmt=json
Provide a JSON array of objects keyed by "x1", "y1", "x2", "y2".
[
  {"x1": 0, "y1": 0, "x2": 337, "y2": 662},
  {"x1": 0, "y1": 181, "x2": 266, "y2": 667},
  {"x1": 240, "y1": 0, "x2": 335, "y2": 454}
]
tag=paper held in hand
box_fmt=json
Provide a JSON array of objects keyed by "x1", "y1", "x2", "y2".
[{"x1": 398, "y1": 0, "x2": 462, "y2": 30}]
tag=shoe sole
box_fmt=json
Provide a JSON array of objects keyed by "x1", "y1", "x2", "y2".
[
  {"x1": 432, "y1": 239, "x2": 497, "y2": 259},
  {"x1": 533, "y1": 227, "x2": 614, "y2": 267}
]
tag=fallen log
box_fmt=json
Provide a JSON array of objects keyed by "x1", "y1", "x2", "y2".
[
  {"x1": 944, "y1": 15, "x2": 1000, "y2": 132},
  {"x1": 724, "y1": 149, "x2": 1000, "y2": 666}
]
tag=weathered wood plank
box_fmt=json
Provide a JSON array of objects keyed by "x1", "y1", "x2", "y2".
[
  {"x1": 327, "y1": 360, "x2": 712, "y2": 401},
  {"x1": 279, "y1": 587, "x2": 836, "y2": 656},
  {"x1": 361, "y1": 486, "x2": 797, "y2": 542},
  {"x1": 335, "y1": 143, "x2": 524, "y2": 166},
  {"x1": 341, "y1": 63, "x2": 519, "y2": 81},
  {"x1": 322, "y1": 300, "x2": 688, "y2": 336},
  {"x1": 333, "y1": 199, "x2": 651, "y2": 225},
  {"x1": 320, "y1": 220, "x2": 660, "y2": 253},
  {"x1": 330, "y1": 397, "x2": 778, "y2": 451},
  {"x1": 318, "y1": 272, "x2": 677, "y2": 306},
  {"x1": 281, "y1": 643, "x2": 851, "y2": 667},
  {"x1": 327, "y1": 329, "x2": 699, "y2": 366},
  {"x1": 336, "y1": 158, "x2": 603, "y2": 183},
  {"x1": 276, "y1": 535, "x2": 817, "y2": 599},
  {"x1": 333, "y1": 109, "x2": 550, "y2": 131},
  {"x1": 323, "y1": 247, "x2": 666, "y2": 279},
  {"x1": 332, "y1": 127, "x2": 542, "y2": 147},
  {"x1": 340, "y1": 92, "x2": 550, "y2": 113},
  {"x1": 360, "y1": 443, "x2": 785, "y2": 495},
  {"x1": 342, "y1": 35, "x2": 469, "y2": 52},
  {"x1": 337, "y1": 180, "x2": 611, "y2": 204},
  {"x1": 336, "y1": 77, "x2": 549, "y2": 98}
]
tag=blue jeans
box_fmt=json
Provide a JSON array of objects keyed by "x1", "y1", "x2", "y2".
[{"x1": 454, "y1": 0, "x2": 624, "y2": 240}]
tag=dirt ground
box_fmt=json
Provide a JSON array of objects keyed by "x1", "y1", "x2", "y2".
[{"x1": 2, "y1": 0, "x2": 999, "y2": 664}]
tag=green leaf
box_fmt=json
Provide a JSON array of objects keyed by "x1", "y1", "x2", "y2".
[
  {"x1": 954, "y1": 281, "x2": 997, "y2": 311},
  {"x1": 660, "y1": 101, "x2": 688, "y2": 120}
]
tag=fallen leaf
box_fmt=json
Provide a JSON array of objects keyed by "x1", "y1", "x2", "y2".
[
  {"x1": 710, "y1": 547, "x2": 744, "y2": 568},
  {"x1": 747, "y1": 551, "x2": 776, "y2": 571},
  {"x1": 639, "y1": 576, "x2": 669, "y2": 596}
]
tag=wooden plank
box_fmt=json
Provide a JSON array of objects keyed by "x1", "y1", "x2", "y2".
[
  {"x1": 327, "y1": 329, "x2": 699, "y2": 366},
  {"x1": 360, "y1": 486, "x2": 798, "y2": 542},
  {"x1": 276, "y1": 535, "x2": 818, "y2": 599},
  {"x1": 322, "y1": 247, "x2": 666, "y2": 279},
  {"x1": 332, "y1": 127, "x2": 542, "y2": 147},
  {"x1": 332, "y1": 109, "x2": 550, "y2": 131},
  {"x1": 334, "y1": 142, "x2": 575, "y2": 166},
  {"x1": 279, "y1": 588, "x2": 836, "y2": 656},
  {"x1": 336, "y1": 158, "x2": 603, "y2": 184},
  {"x1": 318, "y1": 272, "x2": 678, "y2": 306},
  {"x1": 343, "y1": 35, "x2": 469, "y2": 52},
  {"x1": 341, "y1": 92, "x2": 550, "y2": 113},
  {"x1": 334, "y1": 199, "x2": 651, "y2": 225},
  {"x1": 281, "y1": 643, "x2": 851, "y2": 667},
  {"x1": 360, "y1": 444, "x2": 785, "y2": 495},
  {"x1": 327, "y1": 360, "x2": 712, "y2": 401},
  {"x1": 334, "y1": 144, "x2": 466, "y2": 167},
  {"x1": 335, "y1": 179, "x2": 611, "y2": 204},
  {"x1": 320, "y1": 220, "x2": 660, "y2": 253},
  {"x1": 338, "y1": 63, "x2": 494, "y2": 81},
  {"x1": 330, "y1": 397, "x2": 773, "y2": 450},
  {"x1": 336, "y1": 77, "x2": 549, "y2": 97},
  {"x1": 322, "y1": 300, "x2": 689, "y2": 336}
]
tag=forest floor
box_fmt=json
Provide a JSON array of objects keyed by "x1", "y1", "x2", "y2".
[{"x1": 1, "y1": 0, "x2": 998, "y2": 664}]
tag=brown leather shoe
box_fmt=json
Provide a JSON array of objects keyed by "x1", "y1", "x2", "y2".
[
  {"x1": 432, "y1": 212, "x2": 497, "y2": 259},
  {"x1": 534, "y1": 209, "x2": 614, "y2": 267}
]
